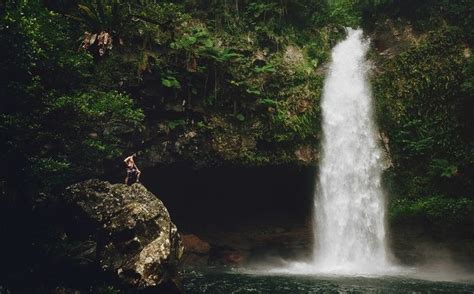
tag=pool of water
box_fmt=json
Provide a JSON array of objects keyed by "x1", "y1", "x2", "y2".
[{"x1": 183, "y1": 267, "x2": 474, "y2": 293}]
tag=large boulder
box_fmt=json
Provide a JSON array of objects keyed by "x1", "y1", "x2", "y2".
[{"x1": 63, "y1": 179, "x2": 183, "y2": 291}]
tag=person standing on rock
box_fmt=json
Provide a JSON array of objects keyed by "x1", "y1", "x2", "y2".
[{"x1": 124, "y1": 153, "x2": 141, "y2": 184}]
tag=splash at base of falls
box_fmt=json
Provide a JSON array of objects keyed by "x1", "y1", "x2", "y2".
[{"x1": 266, "y1": 260, "x2": 406, "y2": 276}]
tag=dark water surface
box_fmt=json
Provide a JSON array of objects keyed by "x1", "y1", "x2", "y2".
[{"x1": 183, "y1": 267, "x2": 474, "y2": 293}]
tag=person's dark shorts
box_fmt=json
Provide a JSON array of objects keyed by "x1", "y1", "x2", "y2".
[{"x1": 127, "y1": 168, "x2": 137, "y2": 176}]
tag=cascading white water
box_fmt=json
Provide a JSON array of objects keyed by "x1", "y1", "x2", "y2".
[{"x1": 312, "y1": 28, "x2": 389, "y2": 273}]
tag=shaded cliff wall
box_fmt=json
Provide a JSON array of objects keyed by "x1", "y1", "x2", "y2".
[{"x1": 141, "y1": 164, "x2": 316, "y2": 231}]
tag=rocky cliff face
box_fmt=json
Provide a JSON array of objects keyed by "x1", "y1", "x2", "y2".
[{"x1": 62, "y1": 180, "x2": 184, "y2": 292}]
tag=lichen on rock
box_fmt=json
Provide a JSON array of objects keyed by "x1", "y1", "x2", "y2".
[{"x1": 63, "y1": 179, "x2": 183, "y2": 291}]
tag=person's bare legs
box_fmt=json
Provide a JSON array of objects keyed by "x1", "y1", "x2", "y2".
[
  {"x1": 136, "y1": 171, "x2": 141, "y2": 182},
  {"x1": 125, "y1": 175, "x2": 129, "y2": 184}
]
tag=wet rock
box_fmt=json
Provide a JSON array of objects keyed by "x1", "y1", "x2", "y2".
[
  {"x1": 209, "y1": 246, "x2": 249, "y2": 266},
  {"x1": 52, "y1": 287, "x2": 81, "y2": 294},
  {"x1": 294, "y1": 145, "x2": 316, "y2": 163},
  {"x1": 372, "y1": 19, "x2": 427, "y2": 59},
  {"x1": 283, "y1": 45, "x2": 304, "y2": 66},
  {"x1": 182, "y1": 234, "x2": 211, "y2": 265},
  {"x1": 463, "y1": 48, "x2": 471, "y2": 58},
  {"x1": 378, "y1": 131, "x2": 393, "y2": 169},
  {"x1": 63, "y1": 179, "x2": 184, "y2": 291}
]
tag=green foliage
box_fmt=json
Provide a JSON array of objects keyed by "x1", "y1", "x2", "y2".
[
  {"x1": 161, "y1": 76, "x2": 181, "y2": 89},
  {"x1": 254, "y1": 64, "x2": 276, "y2": 74},
  {"x1": 257, "y1": 98, "x2": 278, "y2": 107},
  {"x1": 84, "y1": 0, "x2": 357, "y2": 165},
  {"x1": 429, "y1": 159, "x2": 458, "y2": 179},
  {"x1": 29, "y1": 158, "x2": 72, "y2": 190},
  {"x1": 325, "y1": 0, "x2": 361, "y2": 28},
  {"x1": 374, "y1": 28, "x2": 473, "y2": 200},
  {"x1": 74, "y1": 0, "x2": 126, "y2": 34},
  {"x1": 235, "y1": 113, "x2": 245, "y2": 121},
  {"x1": 390, "y1": 196, "x2": 474, "y2": 234},
  {"x1": 168, "y1": 119, "x2": 186, "y2": 130},
  {"x1": 2, "y1": 90, "x2": 144, "y2": 193},
  {"x1": 95, "y1": 284, "x2": 121, "y2": 294},
  {"x1": 369, "y1": 4, "x2": 473, "y2": 233},
  {"x1": 0, "y1": 2, "x2": 144, "y2": 196}
]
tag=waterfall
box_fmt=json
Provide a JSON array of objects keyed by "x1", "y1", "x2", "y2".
[
  {"x1": 266, "y1": 28, "x2": 398, "y2": 276},
  {"x1": 312, "y1": 28, "x2": 389, "y2": 273}
]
